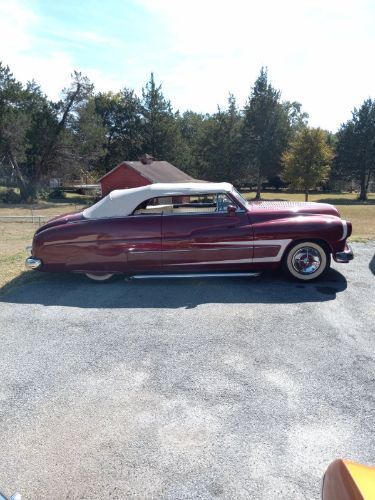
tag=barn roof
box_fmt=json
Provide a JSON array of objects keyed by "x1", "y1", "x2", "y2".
[{"x1": 99, "y1": 160, "x2": 198, "y2": 184}]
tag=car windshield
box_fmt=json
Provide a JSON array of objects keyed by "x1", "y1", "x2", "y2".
[{"x1": 231, "y1": 187, "x2": 250, "y2": 209}]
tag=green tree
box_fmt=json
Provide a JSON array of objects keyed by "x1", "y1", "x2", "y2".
[
  {"x1": 141, "y1": 73, "x2": 181, "y2": 161},
  {"x1": 241, "y1": 67, "x2": 290, "y2": 198},
  {"x1": 0, "y1": 63, "x2": 31, "y2": 198},
  {"x1": 176, "y1": 110, "x2": 206, "y2": 177},
  {"x1": 27, "y1": 74, "x2": 102, "y2": 189},
  {"x1": 94, "y1": 89, "x2": 143, "y2": 172},
  {"x1": 67, "y1": 97, "x2": 106, "y2": 178},
  {"x1": 194, "y1": 94, "x2": 243, "y2": 183},
  {"x1": 335, "y1": 99, "x2": 375, "y2": 201},
  {"x1": 0, "y1": 65, "x2": 63, "y2": 199},
  {"x1": 282, "y1": 127, "x2": 333, "y2": 201},
  {"x1": 283, "y1": 101, "x2": 309, "y2": 137},
  {"x1": 0, "y1": 65, "x2": 96, "y2": 199}
]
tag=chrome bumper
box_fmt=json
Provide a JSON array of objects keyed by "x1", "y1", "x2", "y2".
[
  {"x1": 25, "y1": 257, "x2": 42, "y2": 270},
  {"x1": 335, "y1": 243, "x2": 354, "y2": 263}
]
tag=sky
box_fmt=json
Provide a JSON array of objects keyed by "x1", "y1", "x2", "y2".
[{"x1": 1, "y1": 0, "x2": 374, "y2": 131}]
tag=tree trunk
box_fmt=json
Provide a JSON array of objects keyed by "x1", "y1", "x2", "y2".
[
  {"x1": 359, "y1": 173, "x2": 367, "y2": 201},
  {"x1": 39, "y1": 82, "x2": 82, "y2": 171},
  {"x1": 7, "y1": 148, "x2": 29, "y2": 200},
  {"x1": 255, "y1": 182, "x2": 261, "y2": 200},
  {"x1": 305, "y1": 188, "x2": 309, "y2": 202},
  {"x1": 255, "y1": 165, "x2": 261, "y2": 200},
  {"x1": 365, "y1": 169, "x2": 372, "y2": 192}
]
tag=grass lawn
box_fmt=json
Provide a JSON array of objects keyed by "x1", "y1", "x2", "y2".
[
  {"x1": 0, "y1": 200, "x2": 87, "y2": 291},
  {"x1": 0, "y1": 192, "x2": 374, "y2": 291},
  {"x1": 0, "y1": 223, "x2": 39, "y2": 291},
  {"x1": 244, "y1": 191, "x2": 375, "y2": 242}
]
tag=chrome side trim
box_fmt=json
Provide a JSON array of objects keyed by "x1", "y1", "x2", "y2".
[
  {"x1": 129, "y1": 247, "x2": 251, "y2": 255},
  {"x1": 198, "y1": 238, "x2": 291, "y2": 248},
  {"x1": 130, "y1": 272, "x2": 261, "y2": 279},
  {"x1": 193, "y1": 241, "x2": 253, "y2": 246},
  {"x1": 128, "y1": 238, "x2": 292, "y2": 264},
  {"x1": 25, "y1": 257, "x2": 42, "y2": 270},
  {"x1": 253, "y1": 239, "x2": 292, "y2": 246},
  {"x1": 164, "y1": 258, "x2": 252, "y2": 266},
  {"x1": 159, "y1": 210, "x2": 246, "y2": 217}
]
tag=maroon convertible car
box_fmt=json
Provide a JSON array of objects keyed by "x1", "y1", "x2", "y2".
[{"x1": 25, "y1": 182, "x2": 353, "y2": 282}]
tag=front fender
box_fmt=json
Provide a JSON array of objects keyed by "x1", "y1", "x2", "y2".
[{"x1": 252, "y1": 214, "x2": 348, "y2": 253}]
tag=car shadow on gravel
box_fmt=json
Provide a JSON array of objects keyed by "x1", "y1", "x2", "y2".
[{"x1": 0, "y1": 268, "x2": 348, "y2": 308}]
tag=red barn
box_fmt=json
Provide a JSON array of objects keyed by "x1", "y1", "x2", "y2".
[{"x1": 99, "y1": 154, "x2": 198, "y2": 197}]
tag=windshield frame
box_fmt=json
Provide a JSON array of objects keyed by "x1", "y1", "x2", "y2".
[{"x1": 230, "y1": 187, "x2": 251, "y2": 210}]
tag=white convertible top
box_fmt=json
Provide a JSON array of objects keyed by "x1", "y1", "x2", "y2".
[{"x1": 83, "y1": 182, "x2": 234, "y2": 219}]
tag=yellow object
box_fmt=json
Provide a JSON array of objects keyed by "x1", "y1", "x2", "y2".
[
  {"x1": 344, "y1": 460, "x2": 375, "y2": 499},
  {"x1": 322, "y1": 459, "x2": 375, "y2": 500}
]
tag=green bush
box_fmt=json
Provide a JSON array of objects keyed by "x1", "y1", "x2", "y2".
[
  {"x1": 48, "y1": 188, "x2": 66, "y2": 200},
  {"x1": 39, "y1": 188, "x2": 66, "y2": 201},
  {"x1": 0, "y1": 188, "x2": 21, "y2": 204}
]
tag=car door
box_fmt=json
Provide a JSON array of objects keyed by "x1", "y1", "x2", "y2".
[
  {"x1": 72, "y1": 206, "x2": 163, "y2": 274},
  {"x1": 62, "y1": 215, "x2": 158, "y2": 274},
  {"x1": 125, "y1": 214, "x2": 162, "y2": 273},
  {"x1": 161, "y1": 192, "x2": 254, "y2": 272}
]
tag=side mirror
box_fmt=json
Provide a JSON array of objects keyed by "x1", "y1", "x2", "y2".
[{"x1": 227, "y1": 205, "x2": 237, "y2": 217}]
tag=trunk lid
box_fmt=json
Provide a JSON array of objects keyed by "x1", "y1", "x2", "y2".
[{"x1": 34, "y1": 211, "x2": 84, "y2": 235}]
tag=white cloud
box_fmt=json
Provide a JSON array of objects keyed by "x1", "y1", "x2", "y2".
[
  {"x1": 138, "y1": 0, "x2": 375, "y2": 130},
  {"x1": 0, "y1": 0, "x2": 71, "y2": 97},
  {"x1": 0, "y1": 0, "x2": 37, "y2": 55},
  {"x1": 1, "y1": 0, "x2": 374, "y2": 130},
  {"x1": 0, "y1": 0, "x2": 124, "y2": 99}
]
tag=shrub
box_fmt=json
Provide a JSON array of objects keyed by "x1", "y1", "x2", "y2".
[
  {"x1": 39, "y1": 188, "x2": 66, "y2": 200},
  {"x1": 0, "y1": 188, "x2": 21, "y2": 204},
  {"x1": 48, "y1": 188, "x2": 66, "y2": 200}
]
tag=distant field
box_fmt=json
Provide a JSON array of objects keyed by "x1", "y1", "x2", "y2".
[
  {"x1": 0, "y1": 199, "x2": 87, "y2": 290},
  {"x1": 0, "y1": 222, "x2": 38, "y2": 291},
  {"x1": 0, "y1": 192, "x2": 374, "y2": 290},
  {"x1": 244, "y1": 191, "x2": 375, "y2": 242},
  {"x1": 244, "y1": 190, "x2": 375, "y2": 203}
]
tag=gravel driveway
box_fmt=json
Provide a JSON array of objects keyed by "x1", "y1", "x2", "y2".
[{"x1": 0, "y1": 242, "x2": 374, "y2": 499}]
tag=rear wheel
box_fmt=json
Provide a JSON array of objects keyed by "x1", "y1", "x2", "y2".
[
  {"x1": 85, "y1": 272, "x2": 114, "y2": 282},
  {"x1": 283, "y1": 241, "x2": 330, "y2": 281}
]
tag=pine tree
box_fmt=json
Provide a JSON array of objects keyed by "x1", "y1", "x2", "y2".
[
  {"x1": 176, "y1": 110, "x2": 206, "y2": 177},
  {"x1": 195, "y1": 94, "x2": 243, "y2": 183},
  {"x1": 141, "y1": 73, "x2": 180, "y2": 161},
  {"x1": 241, "y1": 68, "x2": 290, "y2": 198},
  {"x1": 335, "y1": 99, "x2": 375, "y2": 201},
  {"x1": 0, "y1": 63, "x2": 30, "y2": 198}
]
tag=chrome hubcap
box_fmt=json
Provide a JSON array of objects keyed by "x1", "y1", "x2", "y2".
[{"x1": 292, "y1": 247, "x2": 321, "y2": 275}]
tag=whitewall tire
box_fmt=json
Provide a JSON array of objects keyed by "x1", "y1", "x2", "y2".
[
  {"x1": 85, "y1": 272, "x2": 114, "y2": 282},
  {"x1": 283, "y1": 241, "x2": 329, "y2": 281}
]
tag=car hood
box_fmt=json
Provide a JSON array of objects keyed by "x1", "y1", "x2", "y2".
[
  {"x1": 34, "y1": 211, "x2": 84, "y2": 235},
  {"x1": 249, "y1": 200, "x2": 340, "y2": 217}
]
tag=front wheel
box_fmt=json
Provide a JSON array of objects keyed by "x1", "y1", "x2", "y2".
[
  {"x1": 283, "y1": 241, "x2": 330, "y2": 281},
  {"x1": 85, "y1": 272, "x2": 114, "y2": 282}
]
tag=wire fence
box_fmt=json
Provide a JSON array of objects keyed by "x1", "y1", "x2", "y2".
[{"x1": 0, "y1": 215, "x2": 57, "y2": 226}]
